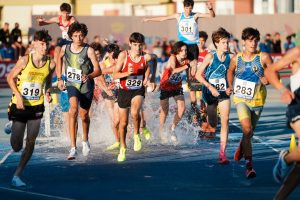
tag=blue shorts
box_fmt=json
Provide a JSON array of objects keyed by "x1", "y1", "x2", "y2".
[
  {"x1": 286, "y1": 87, "x2": 300, "y2": 126},
  {"x1": 60, "y1": 91, "x2": 70, "y2": 112},
  {"x1": 67, "y1": 86, "x2": 94, "y2": 110},
  {"x1": 57, "y1": 39, "x2": 72, "y2": 47}
]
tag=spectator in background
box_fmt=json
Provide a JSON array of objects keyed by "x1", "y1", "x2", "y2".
[
  {"x1": 11, "y1": 23, "x2": 23, "y2": 58},
  {"x1": 152, "y1": 40, "x2": 163, "y2": 58},
  {"x1": 0, "y1": 22, "x2": 10, "y2": 45},
  {"x1": 273, "y1": 32, "x2": 282, "y2": 53},
  {"x1": 259, "y1": 33, "x2": 273, "y2": 53},
  {"x1": 0, "y1": 43, "x2": 15, "y2": 61},
  {"x1": 93, "y1": 35, "x2": 101, "y2": 44},
  {"x1": 229, "y1": 37, "x2": 240, "y2": 54},
  {"x1": 157, "y1": 52, "x2": 169, "y2": 82},
  {"x1": 284, "y1": 34, "x2": 296, "y2": 53}
]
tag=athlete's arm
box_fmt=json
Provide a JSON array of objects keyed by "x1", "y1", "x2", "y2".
[
  {"x1": 143, "y1": 14, "x2": 178, "y2": 22},
  {"x1": 227, "y1": 54, "x2": 237, "y2": 95},
  {"x1": 113, "y1": 51, "x2": 132, "y2": 79},
  {"x1": 6, "y1": 56, "x2": 29, "y2": 109},
  {"x1": 168, "y1": 56, "x2": 190, "y2": 74},
  {"x1": 56, "y1": 45, "x2": 66, "y2": 90},
  {"x1": 194, "y1": 1, "x2": 215, "y2": 19},
  {"x1": 146, "y1": 53, "x2": 158, "y2": 83},
  {"x1": 45, "y1": 59, "x2": 56, "y2": 103},
  {"x1": 260, "y1": 52, "x2": 273, "y2": 85},
  {"x1": 36, "y1": 16, "x2": 59, "y2": 26}
]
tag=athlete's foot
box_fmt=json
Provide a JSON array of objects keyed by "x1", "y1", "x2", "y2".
[
  {"x1": 133, "y1": 134, "x2": 142, "y2": 151},
  {"x1": 142, "y1": 127, "x2": 152, "y2": 140},
  {"x1": 82, "y1": 141, "x2": 90, "y2": 156},
  {"x1": 218, "y1": 153, "x2": 230, "y2": 165},
  {"x1": 246, "y1": 168, "x2": 256, "y2": 179},
  {"x1": 273, "y1": 150, "x2": 294, "y2": 183},
  {"x1": 11, "y1": 176, "x2": 26, "y2": 188},
  {"x1": 67, "y1": 147, "x2": 77, "y2": 160},
  {"x1": 234, "y1": 145, "x2": 243, "y2": 162},
  {"x1": 106, "y1": 142, "x2": 120, "y2": 151},
  {"x1": 117, "y1": 147, "x2": 126, "y2": 162}
]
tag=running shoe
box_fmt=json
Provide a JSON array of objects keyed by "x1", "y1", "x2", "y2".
[
  {"x1": 117, "y1": 147, "x2": 126, "y2": 162},
  {"x1": 82, "y1": 141, "x2": 90, "y2": 156},
  {"x1": 273, "y1": 150, "x2": 295, "y2": 183},
  {"x1": 133, "y1": 134, "x2": 142, "y2": 151},
  {"x1": 106, "y1": 142, "x2": 120, "y2": 151},
  {"x1": 4, "y1": 121, "x2": 12, "y2": 134},
  {"x1": 142, "y1": 127, "x2": 152, "y2": 140},
  {"x1": 218, "y1": 154, "x2": 230, "y2": 165},
  {"x1": 246, "y1": 168, "x2": 256, "y2": 179},
  {"x1": 234, "y1": 144, "x2": 243, "y2": 162},
  {"x1": 67, "y1": 147, "x2": 77, "y2": 160},
  {"x1": 11, "y1": 176, "x2": 26, "y2": 188}
]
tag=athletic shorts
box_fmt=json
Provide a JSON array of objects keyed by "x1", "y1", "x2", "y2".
[
  {"x1": 117, "y1": 87, "x2": 145, "y2": 109},
  {"x1": 286, "y1": 87, "x2": 300, "y2": 126},
  {"x1": 188, "y1": 79, "x2": 202, "y2": 91},
  {"x1": 8, "y1": 103, "x2": 44, "y2": 122},
  {"x1": 187, "y1": 44, "x2": 199, "y2": 61},
  {"x1": 160, "y1": 88, "x2": 184, "y2": 100},
  {"x1": 102, "y1": 89, "x2": 118, "y2": 101},
  {"x1": 67, "y1": 86, "x2": 93, "y2": 110},
  {"x1": 202, "y1": 92, "x2": 230, "y2": 105},
  {"x1": 57, "y1": 39, "x2": 72, "y2": 47},
  {"x1": 236, "y1": 102, "x2": 263, "y2": 124},
  {"x1": 59, "y1": 91, "x2": 70, "y2": 112}
]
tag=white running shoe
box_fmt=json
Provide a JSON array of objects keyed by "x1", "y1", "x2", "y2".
[
  {"x1": 82, "y1": 141, "x2": 90, "y2": 156},
  {"x1": 11, "y1": 176, "x2": 26, "y2": 188},
  {"x1": 67, "y1": 147, "x2": 77, "y2": 160}
]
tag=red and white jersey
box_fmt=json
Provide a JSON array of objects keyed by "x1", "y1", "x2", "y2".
[
  {"x1": 119, "y1": 51, "x2": 146, "y2": 90},
  {"x1": 58, "y1": 15, "x2": 71, "y2": 40},
  {"x1": 198, "y1": 49, "x2": 209, "y2": 63}
]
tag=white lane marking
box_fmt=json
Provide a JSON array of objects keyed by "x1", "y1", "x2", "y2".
[
  {"x1": 0, "y1": 186, "x2": 75, "y2": 200},
  {"x1": 0, "y1": 149, "x2": 14, "y2": 165}
]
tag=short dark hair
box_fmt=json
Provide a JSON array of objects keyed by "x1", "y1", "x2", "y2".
[
  {"x1": 112, "y1": 49, "x2": 121, "y2": 59},
  {"x1": 90, "y1": 42, "x2": 103, "y2": 54},
  {"x1": 34, "y1": 30, "x2": 52, "y2": 43},
  {"x1": 171, "y1": 41, "x2": 187, "y2": 55},
  {"x1": 68, "y1": 22, "x2": 88, "y2": 38},
  {"x1": 242, "y1": 27, "x2": 260, "y2": 41},
  {"x1": 212, "y1": 27, "x2": 230, "y2": 48},
  {"x1": 129, "y1": 32, "x2": 145, "y2": 44},
  {"x1": 199, "y1": 31, "x2": 208, "y2": 41},
  {"x1": 106, "y1": 43, "x2": 119, "y2": 53},
  {"x1": 183, "y1": 0, "x2": 194, "y2": 7},
  {"x1": 60, "y1": 3, "x2": 71, "y2": 13}
]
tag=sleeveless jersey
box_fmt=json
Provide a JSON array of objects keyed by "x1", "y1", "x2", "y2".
[
  {"x1": 160, "y1": 55, "x2": 189, "y2": 91},
  {"x1": 12, "y1": 53, "x2": 51, "y2": 106},
  {"x1": 203, "y1": 50, "x2": 230, "y2": 95},
  {"x1": 177, "y1": 12, "x2": 199, "y2": 44},
  {"x1": 119, "y1": 51, "x2": 146, "y2": 90},
  {"x1": 233, "y1": 52, "x2": 266, "y2": 107},
  {"x1": 198, "y1": 49, "x2": 209, "y2": 63},
  {"x1": 103, "y1": 57, "x2": 120, "y2": 89},
  {"x1": 64, "y1": 44, "x2": 94, "y2": 93},
  {"x1": 58, "y1": 15, "x2": 71, "y2": 40},
  {"x1": 290, "y1": 68, "x2": 300, "y2": 93}
]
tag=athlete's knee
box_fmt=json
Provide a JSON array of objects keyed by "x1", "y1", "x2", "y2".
[
  {"x1": 80, "y1": 112, "x2": 90, "y2": 123},
  {"x1": 119, "y1": 121, "x2": 128, "y2": 129},
  {"x1": 11, "y1": 142, "x2": 23, "y2": 152},
  {"x1": 242, "y1": 126, "x2": 253, "y2": 137},
  {"x1": 69, "y1": 107, "x2": 78, "y2": 117}
]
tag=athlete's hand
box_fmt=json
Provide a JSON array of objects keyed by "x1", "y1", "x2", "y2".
[
  {"x1": 82, "y1": 74, "x2": 90, "y2": 83},
  {"x1": 280, "y1": 88, "x2": 295, "y2": 104},
  {"x1": 209, "y1": 85, "x2": 220, "y2": 97},
  {"x1": 36, "y1": 16, "x2": 45, "y2": 24},
  {"x1": 260, "y1": 76, "x2": 269, "y2": 85},
  {"x1": 45, "y1": 92, "x2": 52, "y2": 103},
  {"x1": 127, "y1": 66, "x2": 134, "y2": 76},
  {"x1": 15, "y1": 93, "x2": 25, "y2": 110},
  {"x1": 58, "y1": 80, "x2": 65, "y2": 91},
  {"x1": 105, "y1": 88, "x2": 114, "y2": 97},
  {"x1": 143, "y1": 79, "x2": 148, "y2": 87},
  {"x1": 226, "y1": 87, "x2": 233, "y2": 96},
  {"x1": 147, "y1": 82, "x2": 156, "y2": 92}
]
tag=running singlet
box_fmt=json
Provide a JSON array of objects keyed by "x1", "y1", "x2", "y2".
[
  {"x1": 64, "y1": 44, "x2": 94, "y2": 93},
  {"x1": 203, "y1": 50, "x2": 230, "y2": 94},
  {"x1": 290, "y1": 69, "x2": 300, "y2": 93},
  {"x1": 58, "y1": 15, "x2": 71, "y2": 40},
  {"x1": 177, "y1": 12, "x2": 199, "y2": 44},
  {"x1": 160, "y1": 55, "x2": 189, "y2": 91},
  {"x1": 119, "y1": 51, "x2": 146, "y2": 90},
  {"x1": 103, "y1": 57, "x2": 120, "y2": 89},
  {"x1": 233, "y1": 52, "x2": 266, "y2": 107},
  {"x1": 11, "y1": 53, "x2": 51, "y2": 106}
]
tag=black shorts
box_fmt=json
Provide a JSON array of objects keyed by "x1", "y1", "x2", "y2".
[
  {"x1": 8, "y1": 103, "x2": 44, "y2": 122},
  {"x1": 202, "y1": 91, "x2": 230, "y2": 105},
  {"x1": 67, "y1": 86, "x2": 93, "y2": 109},
  {"x1": 286, "y1": 87, "x2": 300, "y2": 126},
  {"x1": 188, "y1": 78, "x2": 202, "y2": 91},
  {"x1": 102, "y1": 89, "x2": 118, "y2": 101},
  {"x1": 160, "y1": 88, "x2": 184, "y2": 100},
  {"x1": 187, "y1": 44, "x2": 199, "y2": 61},
  {"x1": 117, "y1": 87, "x2": 145, "y2": 109},
  {"x1": 57, "y1": 39, "x2": 72, "y2": 47}
]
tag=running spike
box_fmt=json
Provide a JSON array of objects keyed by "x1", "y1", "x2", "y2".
[{"x1": 289, "y1": 134, "x2": 297, "y2": 152}]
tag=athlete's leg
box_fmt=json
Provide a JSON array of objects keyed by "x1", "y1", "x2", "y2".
[
  {"x1": 10, "y1": 121, "x2": 26, "y2": 152},
  {"x1": 189, "y1": 91, "x2": 197, "y2": 105},
  {"x1": 159, "y1": 98, "x2": 169, "y2": 133},
  {"x1": 218, "y1": 99, "x2": 231, "y2": 158},
  {"x1": 79, "y1": 107, "x2": 90, "y2": 142},
  {"x1": 14, "y1": 119, "x2": 41, "y2": 177},
  {"x1": 131, "y1": 96, "x2": 144, "y2": 135},
  {"x1": 172, "y1": 95, "x2": 185, "y2": 130},
  {"x1": 112, "y1": 102, "x2": 120, "y2": 142},
  {"x1": 119, "y1": 107, "x2": 129, "y2": 149},
  {"x1": 69, "y1": 96, "x2": 79, "y2": 148}
]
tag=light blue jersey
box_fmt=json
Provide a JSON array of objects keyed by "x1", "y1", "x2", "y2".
[{"x1": 177, "y1": 12, "x2": 199, "y2": 44}]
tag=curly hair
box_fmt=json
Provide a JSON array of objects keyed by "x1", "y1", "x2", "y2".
[
  {"x1": 105, "y1": 43, "x2": 119, "y2": 53},
  {"x1": 212, "y1": 27, "x2": 230, "y2": 48},
  {"x1": 171, "y1": 41, "x2": 187, "y2": 55},
  {"x1": 68, "y1": 22, "x2": 88, "y2": 39},
  {"x1": 33, "y1": 29, "x2": 52, "y2": 43}
]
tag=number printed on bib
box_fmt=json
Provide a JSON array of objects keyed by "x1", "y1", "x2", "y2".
[
  {"x1": 234, "y1": 78, "x2": 255, "y2": 99},
  {"x1": 209, "y1": 78, "x2": 226, "y2": 91},
  {"x1": 169, "y1": 73, "x2": 182, "y2": 84},
  {"x1": 22, "y1": 82, "x2": 42, "y2": 100},
  {"x1": 179, "y1": 21, "x2": 194, "y2": 36},
  {"x1": 67, "y1": 67, "x2": 82, "y2": 83},
  {"x1": 126, "y1": 75, "x2": 143, "y2": 90}
]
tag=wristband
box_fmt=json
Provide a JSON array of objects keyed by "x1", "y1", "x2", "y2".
[{"x1": 57, "y1": 77, "x2": 62, "y2": 81}]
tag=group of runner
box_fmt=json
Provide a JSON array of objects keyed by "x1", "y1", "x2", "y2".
[{"x1": 4, "y1": 1, "x2": 300, "y2": 199}]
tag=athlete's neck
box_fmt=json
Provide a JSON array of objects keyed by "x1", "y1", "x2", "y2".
[
  {"x1": 216, "y1": 50, "x2": 226, "y2": 61},
  {"x1": 184, "y1": 11, "x2": 191, "y2": 17},
  {"x1": 242, "y1": 51, "x2": 256, "y2": 60},
  {"x1": 176, "y1": 55, "x2": 185, "y2": 63},
  {"x1": 72, "y1": 43, "x2": 84, "y2": 52},
  {"x1": 129, "y1": 50, "x2": 141, "y2": 61},
  {"x1": 32, "y1": 52, "x2": 47, "y2": 67}
]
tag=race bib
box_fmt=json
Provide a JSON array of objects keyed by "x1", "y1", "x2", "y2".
[
  {"x1": 179, "y1": 21, "x2": 195, "y2": 36},
  {"x1": 209, "y1": 78, "x2": 226, "y2": 91},
  {"x1": 234, "y1": 78, "x2": 256, "y2": 99},
  {"x1": 126, "y1": 75, "x2": 143, "y2": 90},
  {"x1": 105, "y1": 74, "x2": 113, "y2": 85},
  {"x1": 169, "y1": 73, "x2": 182, "y2": 84},
  {"x1": 22, "y1": 82, "x2": 42, "y2": 100},
  {"x1": 67, "y1": 67, "x2": 82, "y2": 83}
]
